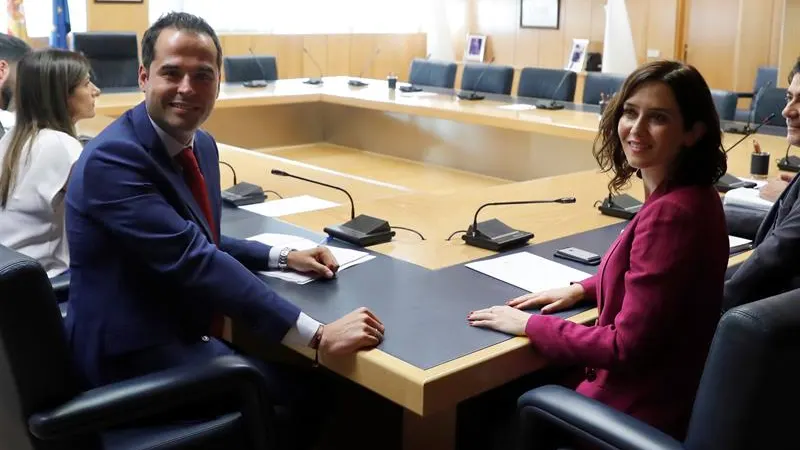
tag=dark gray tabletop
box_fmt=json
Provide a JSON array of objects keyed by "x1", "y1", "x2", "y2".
[{"x1": 222, "y1": 206, "x2": 624, "y2": 370}]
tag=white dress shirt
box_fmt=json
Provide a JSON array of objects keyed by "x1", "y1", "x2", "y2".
[
  {"x1": 0, "y1": 128, "x2": 82, "y2": 277},
  {"x1": 148, "y1": 116, "x2": 322, "y2": 347}
]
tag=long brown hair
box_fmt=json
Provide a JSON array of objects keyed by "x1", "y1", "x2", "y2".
[
  {"x1": 593, "y1": 60, "x2": 727, "y2": 193},
  {"x1": 0, "y1": 48, "x2": 90, "y2": 207}
]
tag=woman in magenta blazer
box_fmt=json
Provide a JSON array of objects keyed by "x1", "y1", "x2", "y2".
[{"x1": 468, "y1": 60, "x2": 729, "y2": 440}]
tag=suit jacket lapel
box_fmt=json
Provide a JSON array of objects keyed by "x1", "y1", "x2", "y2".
[{"x1": 130, "y1": 103, "x2": 215, "y2": 242}]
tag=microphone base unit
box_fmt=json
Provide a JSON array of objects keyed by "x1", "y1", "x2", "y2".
[
  {"x1": 242, "y1": 80, "x2": 268, "y2": 88},
  {"x1": 598, "y1": 194, "x2": 643, "y2": 220},
  {"x1": 457, "y1": 91, "x2": 485, "y2": 101},
  {"x1": 715, "y1": 173, "x2": 757, "y2": 193},
  {"x1": 462, "y1": 219, "x2": 534, "y2": 252},
  {"x1": 324, "y1": 214, "x2": 395, "y2": 247},
  {"x1": 304, "y1": 78, "x2": 324, "y2": 85},
  {"x1": 778, "y1": 155, "x2": 800, "y2": 172},
  {"x1": 221, "y1": 182, "x2": 266, "y2": 207},
  {"x1": 724, "y1": 125, "x2": 752, "y2": 135},
  {"x1": 535, "y1": 102, "x2": 565, "y2": 110},
  {"x1": 348, "y1": 79, "x2": 369, "y2": 87}
]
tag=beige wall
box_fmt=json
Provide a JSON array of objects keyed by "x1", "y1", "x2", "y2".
[{"x1": 81, "y1": 0, "x2": 425, "y2": 81}]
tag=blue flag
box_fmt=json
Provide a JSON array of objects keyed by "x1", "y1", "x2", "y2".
[{"x1": 50, "y1": 0, "x2": 71, "y2": 49}]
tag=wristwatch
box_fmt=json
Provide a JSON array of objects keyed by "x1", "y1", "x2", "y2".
[{"x1": 278, "y1": 247, "x2": 293, "y2": 271}]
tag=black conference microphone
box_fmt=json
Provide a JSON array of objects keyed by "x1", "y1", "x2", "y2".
[
  {"x1": 726, "y1": 81, "x2": 772, "y2": 135},
  {"x1": 270, "y1": 169, "x2": 395, "y2": 247},
  {"x1": 302, "y1": 47, "x2": 324, "y2": 85},
  {"x1": 457, "y1": 57, "x2": 495, "y2": 101},
  {"x1": 598, "y1": 192, "x2": 643, "y2": 220},
  {"x1": 715, "y1": 113, "x2": 776, "y2": 192},
  {"x1": 535, "y1": 71, "x2": 572, "y2": 110},
  {"x1": 242, "y1": 48, "x2": 269, "y2": 88},
  {"x1": 461, "y1": 197, "x2": 576, "y2": 251},
  {"x1": 349, "y1": 48, "x2": 380, "y2": 87},
  {"x1": 219, "y1": 161, "x2": 266, "y2": 206},
  {"x1": 778, "y1": 143, "x2": 800, "y2": 172}
]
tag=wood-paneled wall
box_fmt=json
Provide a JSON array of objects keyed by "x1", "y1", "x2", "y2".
[
  {"x1": 470, "y1": 0, "x2": 679, "y2": 73},
  {"x1": 466, "y1": 0, "x2": 784, "y2": 92},
  {"x1": 779, "y1": 0, "x2": 800, "y2": 87}
]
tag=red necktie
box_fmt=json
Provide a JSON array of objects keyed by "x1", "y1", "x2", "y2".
[{"x1": 175, "y1": 146, "x2": 224, "y2": 338}]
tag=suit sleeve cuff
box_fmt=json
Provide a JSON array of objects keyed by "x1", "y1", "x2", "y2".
[
  {"x1": 281, "y1": 312, "x2": 322, "y2": 347},
  {"x1": 267, "y1": 246, "x2": 285, "y2": 270}
]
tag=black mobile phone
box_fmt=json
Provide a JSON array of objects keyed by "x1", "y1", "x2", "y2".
[{"x1": 554, "y1": 247, "x2": 601, "y2": 266}]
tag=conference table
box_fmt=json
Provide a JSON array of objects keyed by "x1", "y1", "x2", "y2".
[{"x1": 81, "y1": 78, "x2": 791, "y2": 449}]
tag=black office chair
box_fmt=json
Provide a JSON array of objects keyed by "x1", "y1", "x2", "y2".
[
  {"x1": 517, "y1": 67, "x2": 576, "y2": 102},
  {"x1": 752, "y1": 87, "x2": 788, "y2": 127},
  {"x1": 71, "y1": 32, "x2": 139, "y2": 90},
  {"x1": 460, "y1": 63, "x2": 515, "y2": 95},
  {"x1": 516, "y1": 286, "x2": 800, "y2": 450},
  {"x1": 223, "y1": 55, "x2": 278, "y2": 83},
  {"x1": 408, "y1": 58, "x2": 457, "y2": 89},
  {"x1": 0, "y1": 244, "x2": 276, "y2": 449},
  {"x1": 710, "y1": 89, "x2": 738, "y2": 121},
  {"x1": 582, "y1": 72, "x2": 626, "y2": 105},
  {"x1": 734, "y1": 66, "x2": 779, "y2": 122}
]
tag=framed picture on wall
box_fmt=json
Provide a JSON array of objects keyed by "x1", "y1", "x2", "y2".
[
  {"x1": 520, "y1": 0, "x2": 560, "y2": 29},
  {"x1": 464, "y1": 34, "x2": 487, "y2": 62}
]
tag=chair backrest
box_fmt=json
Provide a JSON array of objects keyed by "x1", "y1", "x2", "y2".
[
  {"x1": 0, "y1": 245, "x2": 92, "y2": 449},
  {"x1": 582, "y1": 72, "x2": 626, "y2": 105},
  {"x1": 460, "y1": 63, "x2": 515, "y2": 95},
  {"x1": 223, "y1": 55, "x2": 278, "y2": 83},
  {"x1": 71, "y1": 32, "x2": 139, "y2": 90},
  {"x1": 684, "y1": 288, "x2": 800, "y2": 450},
  {"x1": 754, "y1": 66, "x2": 778, "y2": 93},
  {"x1": 517, "y1": 67, "x2": 576, "y2": 102},
  {"x1": 408, "y1": 58, "x2": 457, "y2": 89},
  {"x1": 753, "y1": 87, "x2": 787, "y2": 127},
  {"x1": 710, "y1": 89, "x2": 738, "y2": 121}
]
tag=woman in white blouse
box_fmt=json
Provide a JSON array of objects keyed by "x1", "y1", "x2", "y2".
[{"x1": 0, "y1": 49, "x2": 100, "y2": 278}]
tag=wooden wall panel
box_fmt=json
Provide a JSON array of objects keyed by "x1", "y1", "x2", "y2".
[
  {"x1": 770, "y1": 0, "x2": 784, "y2": 68},
  {"x1": 780, "y1": 0, "x2": 800, "y2": 87},
  {"x1": 646, "y1": 0, "x2": 677, "y2": 62},
  {"x1": 685, "y1": 0, "x2": 738, "y2": 90},
  {"x1": 735, "y1": 0, "x2": 779, "y2": 92},
  {"x1": 86, "y1": 0, "x2": 149, "y2": 40},
  {"x1": 474, "y1": 0, "x2": 518, "y2": 63}
]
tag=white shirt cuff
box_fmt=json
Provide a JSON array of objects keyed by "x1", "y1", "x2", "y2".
[
  {"x1": 281, "y1": 312, "x2": 322, "y2": 347},
  {"x1": 267, "y1": 246, "x2": 284, "y2": 269}
]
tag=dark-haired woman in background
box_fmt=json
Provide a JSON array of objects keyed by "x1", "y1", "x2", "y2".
[
  {"x1": 468, "y1": 60, "x2": 729, "y2": 439},
  {"x1": 0, "y1": 49, "x2": 100, "y2": 278}
]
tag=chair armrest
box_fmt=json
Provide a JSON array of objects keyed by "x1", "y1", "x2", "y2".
[
  {"x1": 724, "y1": 204, "x2": 767, "y2": 240},
  {"x1": 29, "y1": 355, "x2": 272, "y2": 441},
  {"x1": 517, "y1": 385, "x2": 682, "y2": 450},
  {"x1": 735, "y1": 92, "x2": 754, "y2": 99}
]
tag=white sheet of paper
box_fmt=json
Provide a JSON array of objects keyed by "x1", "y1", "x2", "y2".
[
  {"x1": 729, "y1": 235, "x2": 753, "y2": 253},
  {"x1": 497, "y1": 103, "x2": 537, "y2": 111},
  {"x1": 465, "y1": 252, "x2": 591, "y2": 293},
  {"x1": 240, "y1": 195, "x2": 339, "y2": 217},
  {"x1": 247, "y1": 233, "x2": 374, "y2": 284},
  {"x1": 722, "y1": 187, "x2": 774, "y2": 213}
]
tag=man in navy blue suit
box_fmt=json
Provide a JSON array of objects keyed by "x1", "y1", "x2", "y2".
[{"x1": 65, "y1": 12, "x2": 384, "y2": 441}]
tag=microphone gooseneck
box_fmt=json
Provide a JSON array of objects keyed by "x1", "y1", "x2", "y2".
[{"x1": 270, "y1": 169, "x2": 355, "y2": 219}]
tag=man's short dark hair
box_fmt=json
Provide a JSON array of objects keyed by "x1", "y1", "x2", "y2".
[
  {"x1": 0, "y1": 33, "x2": 31, "y2": 63},
  {"x1": 141, "y1": 12, "x2": 222, "y2": 70},
  {"x1": 790, "y1": 56, "x2": 800, "y2": 84}
]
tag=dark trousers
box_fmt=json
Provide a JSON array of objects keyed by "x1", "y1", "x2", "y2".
[{"x1": 101, "y1": 337, "x2": 329, "y2": 450}]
